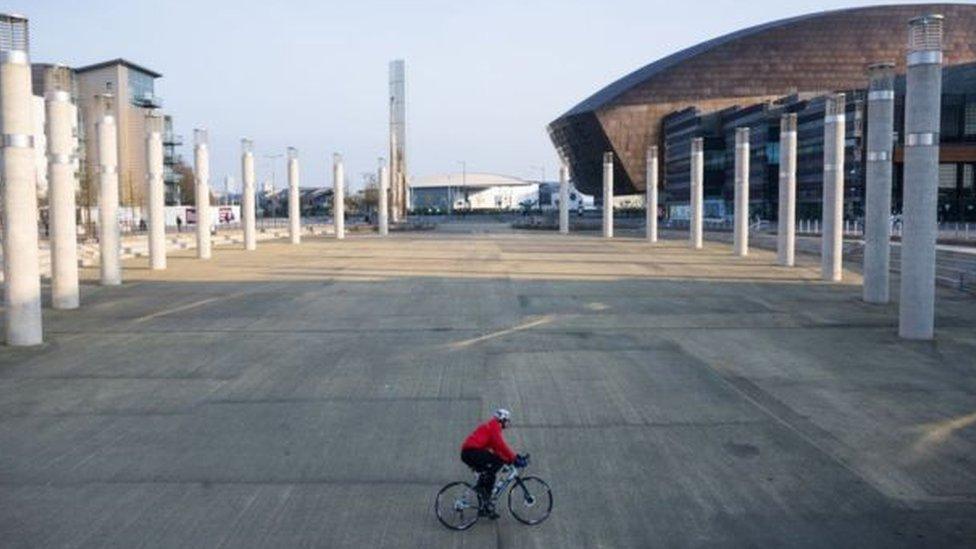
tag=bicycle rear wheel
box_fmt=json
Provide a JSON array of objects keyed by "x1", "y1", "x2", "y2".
[
  {"x1": 508, "y1": 476, "x2": 552, "y2": 525},
  {"x1": 435, "y1": 481, "x2": 480, "y2": 530}
]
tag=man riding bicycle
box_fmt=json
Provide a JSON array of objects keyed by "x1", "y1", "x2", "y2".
[{"x1": 461, "y1": 408, "x2": 527, "y2": 518}]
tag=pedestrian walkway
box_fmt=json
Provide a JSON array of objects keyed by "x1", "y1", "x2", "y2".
[{"x1": 1, "y1": 230, "x2": 973, "y2": 547}]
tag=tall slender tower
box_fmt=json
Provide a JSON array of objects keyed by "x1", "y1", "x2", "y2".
[{"x1": 389, "y1": 59, "x2": 406, "y2": 221}]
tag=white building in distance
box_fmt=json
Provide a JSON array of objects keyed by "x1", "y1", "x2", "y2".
[{"x1": 411, "y1": 172, "x2": 592, "y2": 212}]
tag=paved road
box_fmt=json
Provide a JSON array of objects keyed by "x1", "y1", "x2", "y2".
[{"x1": 1, "y1": 227, "x2": 974, "y2": 547}]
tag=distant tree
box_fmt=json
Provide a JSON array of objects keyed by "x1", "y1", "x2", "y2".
[
  {"x1": 174, "y1": 161, "x2": 195, "y2": 205},
  {"x1": 360, "y1": 173, "x2": 379, "y2": 213}
]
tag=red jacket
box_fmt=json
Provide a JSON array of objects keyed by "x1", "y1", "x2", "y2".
[{"x1": 461, "y1": 418, "x2": 517, "y2": 463}]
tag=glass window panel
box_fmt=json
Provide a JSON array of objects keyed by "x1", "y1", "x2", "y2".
[
  {"x1": 939, "y1": 164, "x2": 958, "y2": 190},
  {"x1": 941, "y1": 106, "x2": 961, "y2": 139},
  {"x1": 965, "y1": 102, "x2": 976, "y2": 136},
  {"x1": 128, "y1": 70, "x2": 154, "y2": 104}
]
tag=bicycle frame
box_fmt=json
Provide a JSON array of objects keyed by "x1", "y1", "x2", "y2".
[{"x1": 485, "y1": 465, "x2": 523, "y2": 503}]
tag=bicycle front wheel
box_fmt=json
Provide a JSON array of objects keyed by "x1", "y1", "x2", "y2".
[
  {"x1": 508, "y1": 476, "x2": 552, "y2": 525},
  {"x1": 435, "y1": 481, "x2": 480, "y2": 530}
]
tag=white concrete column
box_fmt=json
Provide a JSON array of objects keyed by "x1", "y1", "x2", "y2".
[
  {"x1": 378, "y1": 158, "x2": 389, "y2": 236},
  {"x1": 777, "y1": 114, "x2": 797, "y2": 266},
  {"x1": 602, "y1": 152, "x2": 614, "y2": 239},
  {"x1": 96, "y1": 95, "x2": 121, "y2": 286},
  {"x1": 821, "y1": 93, "x2": 846, "y2": 282},
  {"x1": 45, "y1": 68, "x2": 80, "y2": 308},
  {"x1": 559, "y1": 164, "x2": 570, "y2": 235},
  {"x1": 287, "y1": 147, "x2": 300, "y2": 244},
  {"x1": 145, "y1": 112, "x2": 166, "y2": 270},
  {"x1": 900, "y1": 15, "x2": 944, "y2": 340},
  {"x1": 863, "y1": 63, "x2": 896, "y2": 304},
  {"x1": 1, "y1": 14, "x2": 43, "y2": 345},
  {"x1": 690, "y1": 137, "x2": 704, "y2": 249},
  {"x1": 733, "y1": 128, "x2": 750, "y2": 256},
  {"x1": 646, "y1": 146, "x2": 658, "y2": 242},
  {"x1": 334, "y1": 153, "x2": 345, "y2": 240},
  {"x1": 241, "y1": 139, "x2": 257, "y2": 251},
  {"x1": 389, "y1": 134, "x2": 401, "y2": 225},
  {"x1": 193, "y1": 129, "x2": 211, "y2": 259}
]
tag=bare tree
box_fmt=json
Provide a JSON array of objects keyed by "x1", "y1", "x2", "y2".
[{"x1": 174, "y1": 161, "x2": 195, "y2": 205}]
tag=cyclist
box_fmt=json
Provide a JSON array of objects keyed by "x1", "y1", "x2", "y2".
[{"x1": 460, "y1": 408, "x2": 527, "y2": 518}]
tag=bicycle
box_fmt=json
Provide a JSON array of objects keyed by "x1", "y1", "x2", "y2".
[{"x1": 434, "y1": 454, "x2": 552, "y2": 530}]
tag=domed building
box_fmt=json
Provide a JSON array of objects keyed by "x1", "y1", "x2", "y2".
[{"x1": 548, "y1": 4, "x2": 976, "y2": 201}]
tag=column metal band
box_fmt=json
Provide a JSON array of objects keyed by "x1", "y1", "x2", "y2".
[
  {"x1": 46, "y1": 90, "x2": 71, "y2": 103},
  {"x1": 3, "y1": 133, "x2": 33, "y2": 148},
  {"x1": 47, "y1": 153, "x2": 72, "y2": 165},
  {"x1": 907, "y1": 50, "x2": 943, "y2": 66},
  {"x1": 906, "y1": 132, "x2": 938, "y2": 147},
  {"x1": 0, "y1": 50, "x2": 28, "y2": 64}
]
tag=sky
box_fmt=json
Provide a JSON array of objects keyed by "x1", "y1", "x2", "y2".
[{"x1": 15, "y1": 0, "x2": 955, "y2": 192}]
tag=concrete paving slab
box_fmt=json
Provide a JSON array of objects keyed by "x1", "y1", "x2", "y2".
[{"x1": 0, "y1": 228, "x2": 974, "y2": 547}]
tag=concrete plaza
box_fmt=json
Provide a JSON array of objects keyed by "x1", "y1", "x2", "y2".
[{"x1": 1, "y1": 225, "x2": 974, "y2": 547}]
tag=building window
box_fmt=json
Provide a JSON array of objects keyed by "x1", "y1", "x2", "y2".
[
  {"x1": 941, "y1": 105, "x2": 961, "y2": 139},
  {"x1": 939, "y1": 164, "x2": 958, "y2": 190},
  {"x1": 966, "y1": 102, "x2": 976, "y2": 137},
  {"x1": 128, "y1": 70, "x2": 154, "y2": 104},
  {"x1": 964, "y1": 164, "x2": 975, "y2": 194}
]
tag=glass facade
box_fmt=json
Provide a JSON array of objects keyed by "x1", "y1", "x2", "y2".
[
  {"x1": 662, "y1": 92, "x2": 865, "y2": 221},
  {"x1": 661, "y1": 63, "x2": 976, "y2": 223},
  {"x1": 162, "y1": 115, "x2": 183, "y2": 205},
  {"x1": 128, "y1": 69, "x2": 156, "y2": 106}
]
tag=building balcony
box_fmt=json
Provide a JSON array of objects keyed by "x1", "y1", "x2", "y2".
[
  {"x1": 163, "y1": 132, "x2": 183, "y2": 146},
  {"x1": 132, "y1": 92, "x2": 163, "y2": 108}
]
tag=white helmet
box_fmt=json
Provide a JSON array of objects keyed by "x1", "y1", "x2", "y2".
[{"x1": 493, "y1": 408, "x2": 511, "y2": 423}]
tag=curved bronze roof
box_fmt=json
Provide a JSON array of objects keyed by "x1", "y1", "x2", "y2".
[{"x1": 549, "y1": 3, "x2": 976, "y2": 195}]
